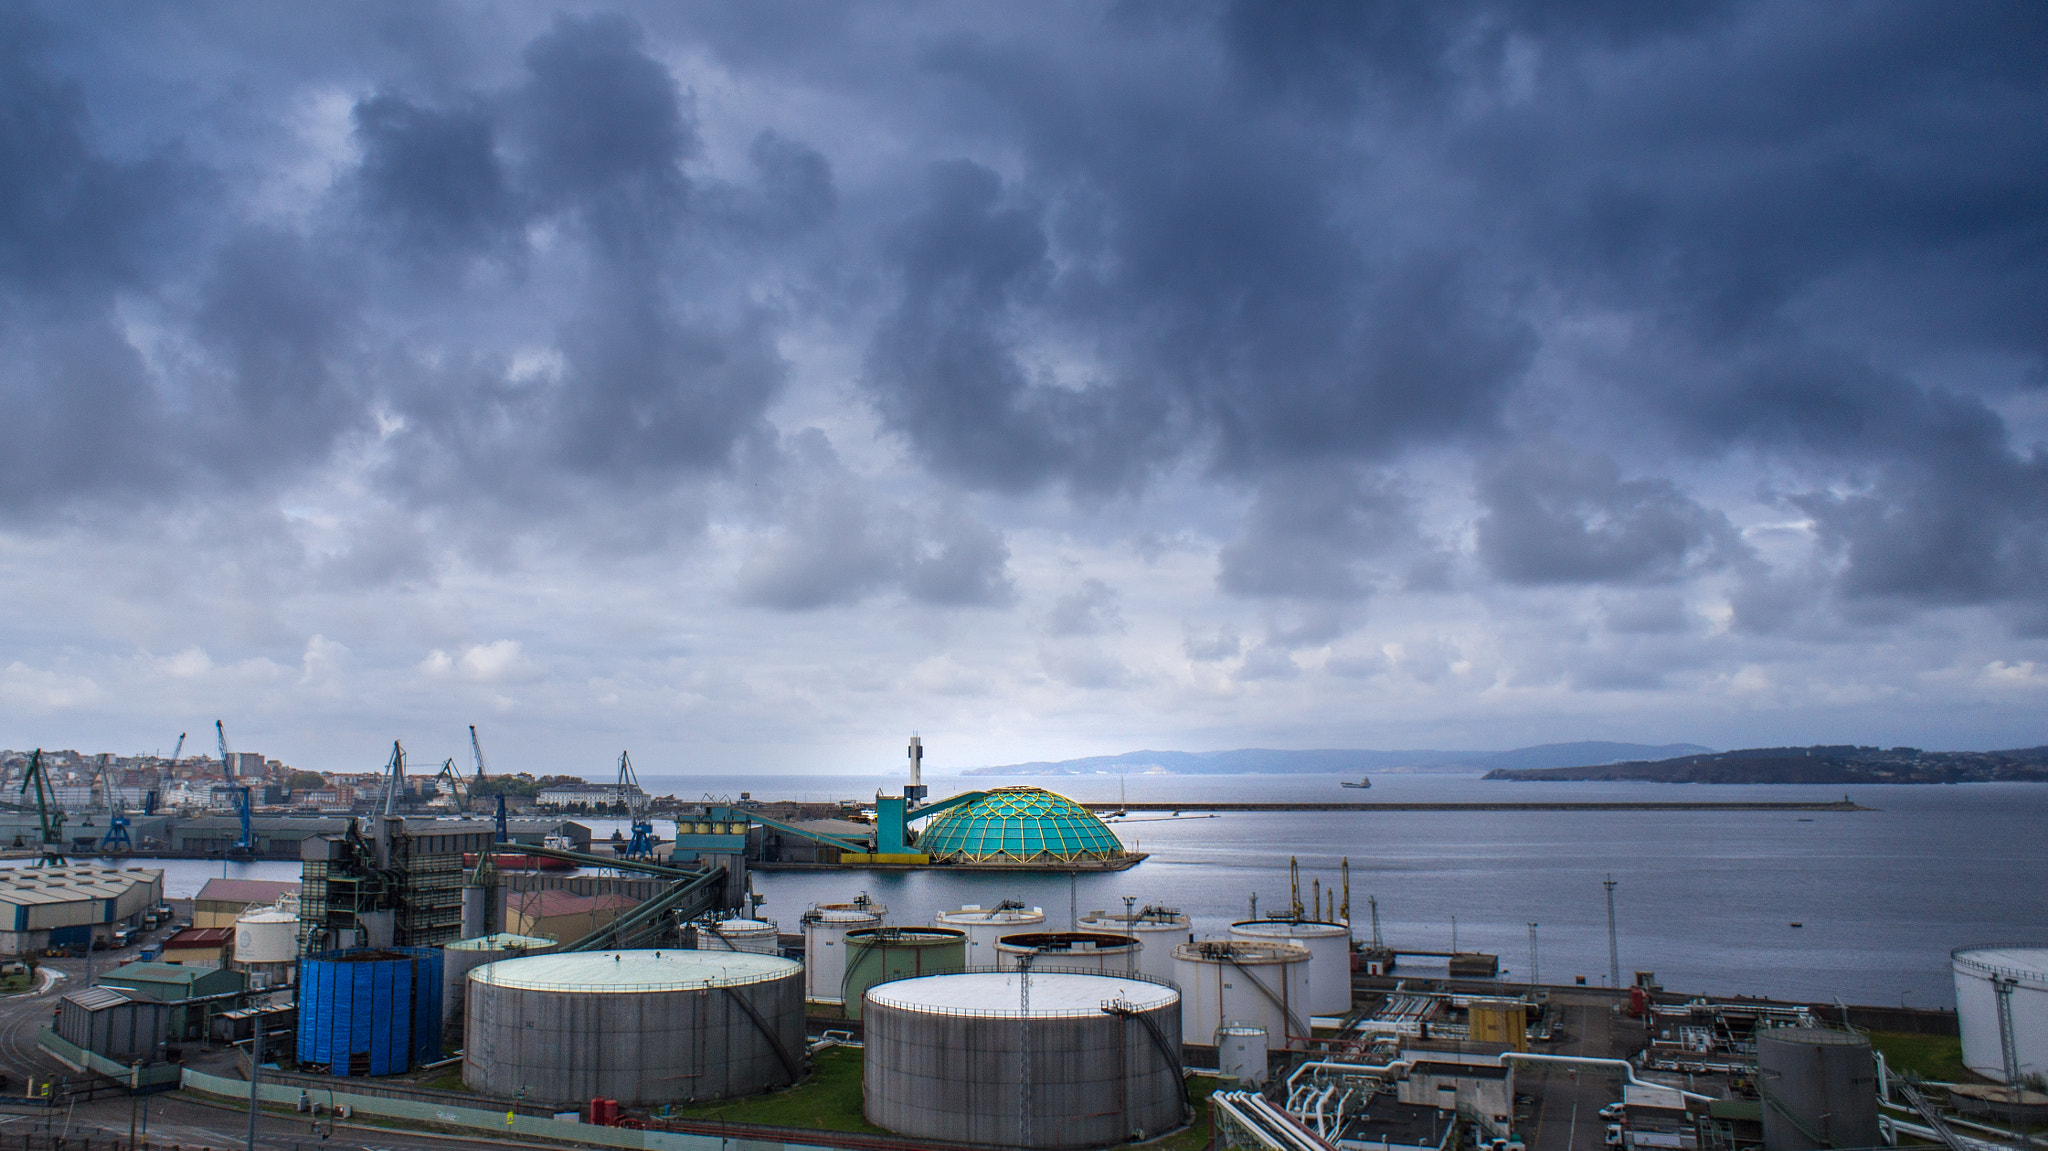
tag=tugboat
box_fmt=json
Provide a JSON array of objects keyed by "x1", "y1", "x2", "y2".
[{"x1": 1340, "y1": 776, "x2": 1372, "y2": 789}]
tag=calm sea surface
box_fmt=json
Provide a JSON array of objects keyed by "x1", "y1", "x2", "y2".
[{"x1": 83, "y1": 772, "x2": 2047, "y2": 1009}]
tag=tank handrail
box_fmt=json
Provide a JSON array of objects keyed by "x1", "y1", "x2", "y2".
[{"x1": 1497, "y1": 1053, "x2": 1716, "y2": 1103}]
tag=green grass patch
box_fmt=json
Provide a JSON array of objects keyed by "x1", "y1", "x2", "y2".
[
  {"x1": 415, "y1": 1068, "x2": 471, "y2": 1093},
  {"x1": 1868, "y1": 1031, "x2": 1970, "y2": 1083},
  {"x1": 1137, "y1": 1078, "x2": 1219, "y2": 1150},
  {"x1": 666, "y1": 1047, "x2": 887, "y2": 1135}
]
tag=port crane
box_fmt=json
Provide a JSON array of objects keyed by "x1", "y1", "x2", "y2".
[
  {"x1": 96, "y1": 756, "x2": 131, "y2": 854},
  {"x1": 471, "y1": 725, "x2": 507, "y2": 843},
  {"x1": 430, "y1": 756, "x2": 468, "y2": 811},
  {"x1": 17, "y1": 749, "x2": 66, "y2": 865},
  {"x1": 618, "y1": 751, "x2": 655, "y2": 859},
  {"x1": 215, "y1": 720, "x2": 255, "y2": 856}
]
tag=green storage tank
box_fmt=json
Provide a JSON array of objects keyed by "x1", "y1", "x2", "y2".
[{"x1": 842, "y1": 927, "x2": 966, "y2": 1020}]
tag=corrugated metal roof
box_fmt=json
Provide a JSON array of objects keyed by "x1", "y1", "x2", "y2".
[
  {"x1": 194, "y1": 878, "x2": 300, "y2": 904},
  {"x1": 61, "y1": 986, "x2": 141, "y2": 1011},
  {"x1": 468, "y1": 949, "x2": 798, "y2": 992},
  {"x1": 165, "y1": 928, "x2": 233, "y2": 947},
  {"x1": 102, "y1": 962, "x2": 213, "y2": 985}
]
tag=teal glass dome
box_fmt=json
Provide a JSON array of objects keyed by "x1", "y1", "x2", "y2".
[{"x1": 915, "y1": 787, "x2": 1127, "y2": 863}]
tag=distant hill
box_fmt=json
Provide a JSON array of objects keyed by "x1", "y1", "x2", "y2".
[
  {"x1": 1482, "y1": 745, "x2": 2048, "y2": 784},
  {"x1": 961, "y1": 741, "x2": 1713, "y2": 777}
]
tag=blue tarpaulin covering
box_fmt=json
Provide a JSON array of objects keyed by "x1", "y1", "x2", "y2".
[{"x1": 297, "y1": 947, "x2": 442, "y2": 1076}]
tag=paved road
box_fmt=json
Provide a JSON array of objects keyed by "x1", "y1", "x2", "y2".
[{"x1": 1522, "y1": 994, "x2": 1650, "y2": 1151}]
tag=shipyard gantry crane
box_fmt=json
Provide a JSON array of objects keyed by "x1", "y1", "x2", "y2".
[
  {"x1": 471, "y1": 725, "x2": 507, "y2": 842},
  {"x1": 618, "y1": 750, "x2": 656, "y2": 859},
  {"x1": 96, "y1": 756, "x2": 132, "y2": 854}
]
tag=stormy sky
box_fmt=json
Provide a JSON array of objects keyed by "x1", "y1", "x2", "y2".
[{"x1": 2, "y1": 2, "x2": 2044, "y2": 774}]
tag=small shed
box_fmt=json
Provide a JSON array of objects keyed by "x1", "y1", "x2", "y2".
[
  {"x1": 55, "y1": 986, "x2": 170, "y2": 1062},
  {"x1": 100, "y1": 962, "x2": 246, "y2": 1039}
]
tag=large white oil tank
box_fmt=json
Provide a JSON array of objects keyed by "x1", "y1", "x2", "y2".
[
  {"x1": 994, "y1": 931, "x2": 1141, "y2": 974},
  {"x1": 1757, "y1": 1028, "x2": 1878, "y2": 1151},
  {"x1": 1174, "y1": 939, "x2": 1312, "y2": 1050},
  {"x1": 233, "y1": 905, "x2": 299, "y2": 987},
  {"x1": 934, "y1": 903, "x2": 1045, "y2": 966},
  {"x1": 803, "y1": 903, "x2": 884, "y2": 1003},
  {"x1": 695, "y1": 917, "x2": 780, "y2": 955},
  {"x1": 1953, "y1": 946, "x2": 2048, "y2": 1084},
  {"x1": 863, "y1": 970, "x2": 1184, "y2": 1147},
  {"x1": 1078, "y1": 905, "x2": 1191, "y2": 983},
  {"x1": 1229, "y1": 919, "x2": 1352, "y2": 1016}
]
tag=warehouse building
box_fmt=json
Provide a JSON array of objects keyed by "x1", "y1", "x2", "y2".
[
  {"x1": 194, "y1": 878, "x2": 301, "y2": 927},
  {"x1": 0, "y1": 865, "x2": 164, "y2": 954},
  {"x1": 99, "y1": 962, "x2": 245, "y2": 1041}
]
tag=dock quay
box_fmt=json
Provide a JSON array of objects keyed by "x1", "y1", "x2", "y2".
[{"x1": 1081, "y1": 798, "x2": 1870, "y2": 812}]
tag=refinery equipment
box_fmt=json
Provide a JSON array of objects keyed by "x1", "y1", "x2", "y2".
[
  {"x1": 1078, "y1": 905, "x2": 1190, "y2": 983},
  {"x1": 1756, "y1": 1028, "x2": 1878, "y2": 1151},
  {"x1": 935, "y1": 901, "x2": 1047, "y2": 965},
  {"x1": 801, "y1": 900, "x2": 885, "y2": 1003},
  {"x1": 993, "y1": 931, "x2": 1141, "y2": 974},
  {"x1": 439, "y1": 933, "x2": 557, "y2": 1043},
  {"x1": 1952, "y1": 944, "x2": 2048, "y2": 1085},
  {"x1": 862, "y1": 970, "x2": 1186, "y2": 1148},
  {"x1": 692, "y1": 916, "x2": 780, "y2": 954},
  {"x1": 1174, "y1": 939, "x2": 1313, "y2": 1051},
  {"x1": 1230, "y1": 917, "x2": 1353, "y2": 1016},
  {"x1": 462, "y1": 950, "x2": 804, "y2": 1106},
  {"x1": 297, "y1": 946, "x2": 443, "y2": 1076},
  {"x1": 840, "y1": 926, "x2": 967, "y2": 1020}
]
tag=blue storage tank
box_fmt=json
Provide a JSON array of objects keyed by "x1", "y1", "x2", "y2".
[{"x1": 297, "y1": 947, "x2": 442, "y2": 1076}]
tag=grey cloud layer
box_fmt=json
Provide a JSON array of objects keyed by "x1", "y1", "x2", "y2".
[{"x1": 1, "y1": 0, "x2": 2044, "y2": 633}]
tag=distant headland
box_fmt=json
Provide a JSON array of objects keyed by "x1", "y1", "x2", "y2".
[{"x1": 1481, "y1": 745, "x2": 2048, "y2": 784}]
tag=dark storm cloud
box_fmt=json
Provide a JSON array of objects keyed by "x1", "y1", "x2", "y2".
[
  {"x1": 351, "y1": 94, "x2": 516, "y2": 259},
  {"x1": 1476, "y1": 451, "x2": 1745, "y2": 586},
  {"x1": 1217, "y1": 466, "x2": 1414, "y2": 601}
]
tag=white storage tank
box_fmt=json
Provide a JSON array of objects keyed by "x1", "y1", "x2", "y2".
[
  {"x1": 1078, "y1": 905, "x2": 1191, "y2": 983},
  {"x1": 803, "y1": 902, "x2": 885, "y2": 1003},
  {"x1": 464, "y1": 949, "x2": 804, "y2": 1106},
  {"x1": 863, "y1": 970, "x2": 1185, "y2": 1147},
  {"x1": 694, "y1": 917, "x2": 780, "y2": 955},
  {"x1": 934, "y1": 902, "x2": 1046, "y2": 966},
  {"x1": 1174, "y1": 939, "x2": 1312, "y2": 1051},
  {"x1": 1217, "y1": 1023, "x2": 1270, "y2": 1087},
  {"x1": 1953, "y1": 945, "x2": 2048, "y2": 1084},
  {"x1": 1757, "y1": 1028, "x2": 1878, "y2": 1151},
  {"x1": 233, "y1": 905, "x2": 299, "y2": 987},
  {"x1": 441, "y1": 933, "x2": 558, "y2": 1035},
  {"x1": 1229, "y1": 919, "x2": 1352, "y2": 1016},
  {"x1": 994, "y1": 931, "x2": 1142, "y2": 974}
]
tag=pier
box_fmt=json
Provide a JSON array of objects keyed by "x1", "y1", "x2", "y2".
[{"x1": 1083, "y1": 799, "x2": 1870, "y2": 812}]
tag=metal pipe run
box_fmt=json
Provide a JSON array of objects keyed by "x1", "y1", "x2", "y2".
[{"x1": 1497, "y1": 1053, "x2": 1716, "y2": 1103}]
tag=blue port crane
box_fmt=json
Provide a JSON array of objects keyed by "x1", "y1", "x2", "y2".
[
  {"x1": 215, "y1": 720, "x2": 254, "y2": 856},
  {"x1": 619, "y1": 751, "x2": 655, "y2": 859},
  {"x1": 96, "y1": 756, "x2": 131, "y2": 854},
  {"x1": 471, "y1": 725, "x2": 507, "y2": 843}
]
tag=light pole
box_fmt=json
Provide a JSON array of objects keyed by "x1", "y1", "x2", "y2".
[
  {"x1": 1528, "y1": 922, "x2": 1539, "y2": 987},
  {"x1": 1603, "y1": 876, "x2": 1620, "y2": 989}
]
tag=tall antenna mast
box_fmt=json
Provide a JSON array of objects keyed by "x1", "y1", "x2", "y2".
[{"x1": 1604, "y1": 875, "x2": 1621, "y2": 988}]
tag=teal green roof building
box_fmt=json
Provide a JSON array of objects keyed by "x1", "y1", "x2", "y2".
[{"x1": 915, "y1": 787, "x2": 1127, "y2": 863}]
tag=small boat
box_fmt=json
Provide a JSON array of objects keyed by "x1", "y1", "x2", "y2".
[
  {"x1": 1790, "y1": 922, "x2": 1803, "y2": 928},
  {"x1": 1340, "y1": 777, "x2": 1372, "y2": 789}
]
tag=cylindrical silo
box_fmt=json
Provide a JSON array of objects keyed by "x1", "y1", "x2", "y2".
[
  {"x1": 1217, "y1": 1024, "x2": 1269, "y2": 1087},
  {"x1": 842, "y1": 927, "x2": 967, "y2": 1020},
  {"x1": 803, "y1": 905, "x2": 885, "y2": 1003},
  {"x1": 695, "y1": 917, "x2": 781, "y2": 955},
  {"x1": 1757, "y1": 1028, "x2": 1878, "y2": 1151},
  {"x1": 233, "y1": 906, "x2": 300, "y2": 988},
  {"x1": 864, "y1": 970, "x2": 1185, "y2": 1149},
  {"x1": 1173, "y1": 940, "x2": 1312, "y2": 1051},
  {"x1": 935, "y1": 903, "x2": 1047, "y2": 966},
  {"x1": 464, "y1": 950, "x2": 804, "y2": 1106},
  {"x1": 1078, "y1": 906, "x2": 1191, "y2": 983},
  {"x1": 995, "y1": 932, "x2": 1142, "y2": 975},
  {"x1": 297, "y1": 947, "x2": 443, "y2": 1076},
  {"x1": 1952, "y1": 946, "x2": 2048, "y2": 1085},
  {"x1": 1229, "y1": 920, "x2": 1352, "y2": 1016},
  {"x1": 441, "y1": 933, "x2": 558, "y2": 1035}
]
